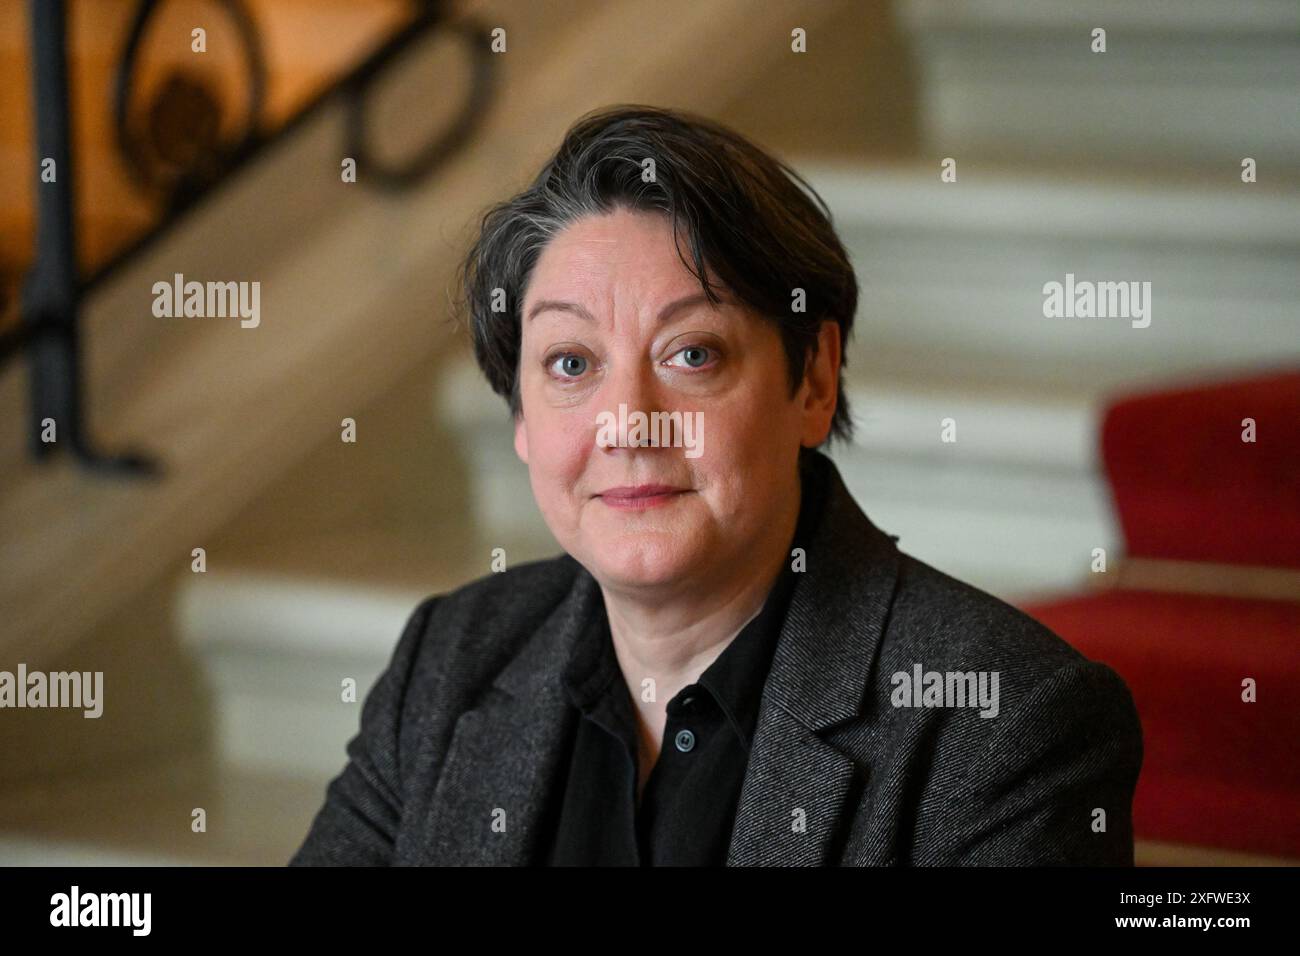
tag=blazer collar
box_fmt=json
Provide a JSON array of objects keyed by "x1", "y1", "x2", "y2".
[
  {"x1": 418, "y1": 450, "x2": 900, "y2": 865},
  {"x1": 726, "y1": 450, "x2": 901, "y2": 865},
  {"x1": 762, "y1": 449, "x2": 900, "y2": 733},
  {"x1": 415, "y1": 557, "x2": 597, "y2": 866}
]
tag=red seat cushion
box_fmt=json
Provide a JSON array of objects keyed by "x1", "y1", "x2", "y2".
[
  {"x1": 1021, "y1": 588, "x2": 1300, "y2": 858},
  {"x1": 1101, "y1": 368, "x2": 1300, "y2": 568}
]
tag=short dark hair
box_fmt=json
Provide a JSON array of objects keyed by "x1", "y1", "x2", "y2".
[{"x1": 453, "y1": 103, "x2": 858, "y2": 451}]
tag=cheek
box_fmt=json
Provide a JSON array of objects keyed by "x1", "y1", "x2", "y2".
[
  {"x1": 525, "y1": 407, "x2": 591, "y2": 485},
  {"x1": 749, "y1": 365, "x2": 804, "y2": 437},
  {"x1": 708, "y1": 380, "x2": 791, "y2": 455}
]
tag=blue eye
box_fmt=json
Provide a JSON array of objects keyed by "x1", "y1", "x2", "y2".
[
  {"x1": 669, "y1": 345, "x2": 713, "y2": 369},
  {"x1": 550, "y1": 353, "x2": 588, "y2": 377}
]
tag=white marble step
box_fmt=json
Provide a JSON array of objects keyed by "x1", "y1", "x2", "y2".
[
  {"x1": 897, "y1": 0, "x2": 1300, "y2": 166},
  {"x1": 177, "y1": 574, "x2": 434, "y2": 777},
  {"x1": 805, "y1": 165, "x2": 1300, "y2": 391},
  {"x1": 0, "y1": 837, "x2": 197, "y2": 867}
]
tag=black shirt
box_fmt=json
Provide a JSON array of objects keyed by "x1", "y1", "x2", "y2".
[{"x1": 543, "y1": 454, "x2": 827, "y2": 866}]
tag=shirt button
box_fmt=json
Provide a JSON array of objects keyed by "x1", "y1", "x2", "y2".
[{"x1": 674, "y1": 729, "x2": 696, "y2": 752}]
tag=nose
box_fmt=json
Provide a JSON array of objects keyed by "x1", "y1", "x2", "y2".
[{"x1": 595, "y1": 358, "x2": 666, "y2": 452}]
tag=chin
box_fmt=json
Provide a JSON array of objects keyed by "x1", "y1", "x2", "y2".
[{"x1": 587, "y1": 538, "x2": 697, "y2": 591}]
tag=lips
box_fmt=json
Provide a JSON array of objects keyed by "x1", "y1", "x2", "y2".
[
  {"x1": 596, "y1": 483, "x2": 691, "y2": 511},
  {"x1": 598, "y1": 484, "x2": 688, "y2": 499}
]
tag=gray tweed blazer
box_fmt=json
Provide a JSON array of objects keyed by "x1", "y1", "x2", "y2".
[{"x1": 290, "y1": 450, "x2": 1143, "y2": 866}]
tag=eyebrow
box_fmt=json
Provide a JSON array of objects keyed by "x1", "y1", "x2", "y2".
[{"x1": 525, "y1": 291, "x2": 722, "y2": 325}]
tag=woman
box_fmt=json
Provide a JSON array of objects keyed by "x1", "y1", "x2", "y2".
[{"x1": 291, "y1": 105, "x2": 1143, "y2": 866}]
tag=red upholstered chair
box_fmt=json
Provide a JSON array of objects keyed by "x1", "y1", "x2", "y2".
[{"x1": 1018, "y1": 368, "x2": 1300, "y2": 865}]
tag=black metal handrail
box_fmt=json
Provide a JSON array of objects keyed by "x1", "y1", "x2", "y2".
[{"x1": 7, "y1": 0, "x2": 495, "y2": 476}]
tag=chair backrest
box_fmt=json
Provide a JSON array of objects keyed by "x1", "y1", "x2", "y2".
[{"x1": 1100, "y1": 367, "x2": 1300, "y2": 570}]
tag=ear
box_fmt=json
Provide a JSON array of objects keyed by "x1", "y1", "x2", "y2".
[
  {"x1": 513, "y1": 412, "x2": 529, "y2": 464},
  {"x1": 800, "y1": 320, "x2": 841, "y2": 448}
]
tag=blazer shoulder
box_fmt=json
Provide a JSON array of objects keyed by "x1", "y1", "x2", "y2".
[
  {"x1": 883, "y1": 549, "x2": 1112, "y2": 693},
  {"x1": 878, "y1": 550, "x2": 1143, "y2": 792},
  {"x1": 399, "y1": 551, "x2": 584, "y2": 685},
  {"x1": 422, "y1": 550, "x2": 584, "y2": 639}
]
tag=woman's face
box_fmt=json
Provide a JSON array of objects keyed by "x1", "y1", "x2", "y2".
[{"x1": 514, "y1": 206, "x2": 838, "y2": 597}]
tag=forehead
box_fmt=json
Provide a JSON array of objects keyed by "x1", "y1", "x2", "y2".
[{"x1": 524, "y1": 208, "x2": 705, "y2": 305}]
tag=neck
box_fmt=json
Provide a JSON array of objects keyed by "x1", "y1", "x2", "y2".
[{"x1": 599, "y1": 471, "x2": 800, "y2": 722}]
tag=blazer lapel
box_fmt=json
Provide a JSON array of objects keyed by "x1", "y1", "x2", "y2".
[
  {"x1": 416, "y1": 561, "x2": 600, "y2": 865},
  {"x1": 727, "y1": 456, "x2": 900, "y2": 865}
]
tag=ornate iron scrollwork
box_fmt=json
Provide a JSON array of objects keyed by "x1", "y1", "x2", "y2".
[
  {"x1": 343, "y1": 15, "x2": 496, "y2": 191},
  {"x1": 113, "y1": 0, "x2": 267, "y2": 204}
]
